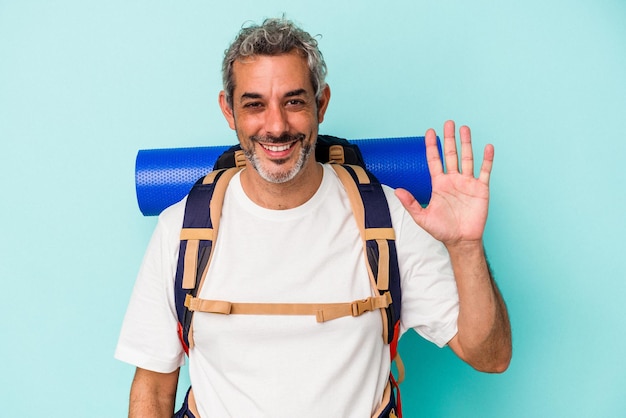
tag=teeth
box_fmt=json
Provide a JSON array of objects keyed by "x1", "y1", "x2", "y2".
[{"x1": 263, "y1": 143, "x2": 291, "y2": 152}]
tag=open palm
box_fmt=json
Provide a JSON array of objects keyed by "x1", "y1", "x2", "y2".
[{"x1": 395, "y1": 120, "x2": 494, "y2": 246}]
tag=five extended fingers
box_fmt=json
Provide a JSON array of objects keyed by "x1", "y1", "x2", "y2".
[{"x1": 428, "y1": 120, "x2": 493, "y2": 184}]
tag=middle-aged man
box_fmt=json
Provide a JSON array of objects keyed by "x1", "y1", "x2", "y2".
[{"x1": 116, "y1": 17, "x2": 512, "y2": 418}]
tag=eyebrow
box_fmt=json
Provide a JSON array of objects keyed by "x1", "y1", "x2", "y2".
[
  {"x1": 285, "y1": 88, "x2": 307, "y2": 98},
  {"x1": 240, "y1": 92, "x2": 262, "y2": 101},
  {"x1": 239, "y1": 89, "x2": 309, "y2": 102}
]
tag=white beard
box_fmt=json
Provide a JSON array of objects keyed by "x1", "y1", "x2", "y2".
[{"x1": 243, "y1": 141, "x2": 315, "y2": 184}]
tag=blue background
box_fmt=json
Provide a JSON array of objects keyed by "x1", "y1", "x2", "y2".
[{"x1": 1, "y1": 1, "x2": 625, "y2": 416}]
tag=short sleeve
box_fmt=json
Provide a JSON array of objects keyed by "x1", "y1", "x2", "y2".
[
  {"x1": 383, "y1": 187, "x2": 459, "y2": 348},
  {"x1": 114, "y1": 200, "x2": 187, "y2": 372}
]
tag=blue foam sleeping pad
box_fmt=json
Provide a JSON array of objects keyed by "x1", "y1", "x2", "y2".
[{"x1": 135, "y1": 136, "x2": 439, "y2": 216}]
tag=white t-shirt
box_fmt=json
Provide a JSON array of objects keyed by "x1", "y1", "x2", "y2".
[{"x1": 116, "y1": 163, "x2": 458, "y2": 417}]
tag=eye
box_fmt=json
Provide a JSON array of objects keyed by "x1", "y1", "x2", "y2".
[
  {"x1": 286, "y1": 99, "x2": 306, "y2": 107},
  {"x1": 241, "y1": 101, "x2": 266, "y2": 113},
  {"x1": 243, "y1": 101, "x2": 263, "y2": 109}
]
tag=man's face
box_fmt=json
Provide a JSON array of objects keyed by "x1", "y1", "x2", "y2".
[{"x1": 219, "y1": 51, "x2": 330, "y2": 184}]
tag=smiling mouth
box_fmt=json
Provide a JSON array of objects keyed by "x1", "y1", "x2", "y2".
[{"x1": 260, "y1": 142, "x2": 295, "y2": 152}]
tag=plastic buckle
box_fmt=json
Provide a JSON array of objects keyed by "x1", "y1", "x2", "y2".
[
  {"x1": 328, "y1": 145, "x2": 345, "y2": 164},
  {"x1": 234, "y1": 150, "x2": 247, "y2": 167},
  {"x1": 351, "y1": 298, "x2": 372, "y2": 317}
]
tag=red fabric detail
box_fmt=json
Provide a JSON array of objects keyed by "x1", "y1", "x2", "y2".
[
  {"x1": 390, "y1": 372, "x2": 402, "y2": 418},
  {"x1": 388, "y1": 321, "x2": 402, "y2": 417},
  {"x1": 177, "y1": 322, "x2": 189, "y2": 355},
  {"x1": 389, "y1": 321, "x2": 400, "y2": 360}
]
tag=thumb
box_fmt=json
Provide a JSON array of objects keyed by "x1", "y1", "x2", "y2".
[{"x1": 395, "y1": 188, "x2": 425, "y2": 222}]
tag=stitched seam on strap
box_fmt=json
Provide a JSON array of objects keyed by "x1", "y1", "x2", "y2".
[
  {"x1": 180, "y1": 228, "x2": 214, "y2": 241},
  {"x1": 364, "y1": 227, "x2": 395, "y2": 241}
]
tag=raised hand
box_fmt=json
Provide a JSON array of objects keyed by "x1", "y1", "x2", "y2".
[
  {"x1": 395, "y1": 120, "x2": 494, "y2": 247},
  {"x1": 396, "y1": 121, "x2": 511, "y2": 372}
]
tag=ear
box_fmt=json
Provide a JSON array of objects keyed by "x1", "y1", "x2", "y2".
[
  {"x1": 316, "y1": 85, "x2": 331, "y2": 123},
  {"x1": 218, "y1": 91, "x2": 236, "y2": 130}
]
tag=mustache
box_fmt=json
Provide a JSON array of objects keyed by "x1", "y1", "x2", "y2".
[{"x1": 250, "y1": 133, "x2": 306, "y2": 144}]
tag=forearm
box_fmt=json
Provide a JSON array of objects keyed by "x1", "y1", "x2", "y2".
[
  {"x1": 447, "y1": 241, "x2": 511, "y2": 372},
  {"x1": 129, "y1": 368, "x2": 179, "y2": 418}
]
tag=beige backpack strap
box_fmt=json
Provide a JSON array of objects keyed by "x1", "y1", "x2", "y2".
[
  {"x1": 185, "y1": 293, "x2": 392, "y2": 323},
  {"x1": 393, "y1": 351, "x2": 405, "y2": 384},
  {"x1": 180, "y1": 168, "x2": 226, "y2": 289},
  {"x1": 330, "y1": 164, "x2": 395, "y2": 343},
  {"x1": 179, "y1": 166, "x2": 242, "y2": 349},
  {"x1": 181, "y1": 162, "x2": 397, "y2": 328}
]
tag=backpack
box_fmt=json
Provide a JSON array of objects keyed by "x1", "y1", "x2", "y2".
[{"x1": 173, "y1": 135, "x2": 404, "y2": 418}]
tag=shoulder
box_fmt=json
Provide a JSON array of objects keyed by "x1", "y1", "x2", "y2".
[
  {"x1": 159, "y1": 196, "x2": 186, "y2": 224},
  {"x1": 152, "y1": 196, "x2": 187, "y2": 244}
]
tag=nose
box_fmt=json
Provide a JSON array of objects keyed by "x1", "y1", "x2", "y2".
[{"x1": 263, "y1": 103, "x2": 289, "y2": 137}]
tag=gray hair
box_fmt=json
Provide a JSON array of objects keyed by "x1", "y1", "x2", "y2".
[{"x1": 222, "y1": 17, "x2": 328, "y2": 108}]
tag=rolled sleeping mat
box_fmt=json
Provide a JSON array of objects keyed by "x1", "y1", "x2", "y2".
[{"x1": 135, "y1": 135, "x2": 439, "y2": 216}]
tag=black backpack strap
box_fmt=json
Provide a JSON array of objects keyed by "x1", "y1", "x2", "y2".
[
  {"x1": 174, "y1": 167, "x2": 242, "y2": 353},
  {"x1": 330, "y1": 164, "x2": 401, "y2": 344},
  {"x1": 331, "y1": 163, "x2": 404, "y2": 417}
]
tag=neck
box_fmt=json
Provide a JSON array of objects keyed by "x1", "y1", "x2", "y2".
[{"x1": 240, "y1": 161, "x2": 323, "y2": 210}]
